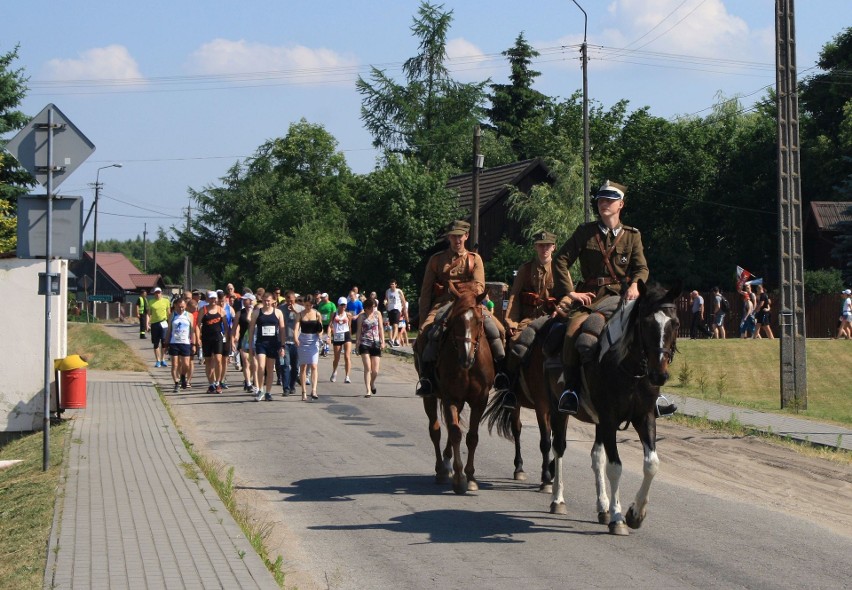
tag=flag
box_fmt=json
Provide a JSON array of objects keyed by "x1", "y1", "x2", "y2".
[
  {"x1": 736, "y1": 266, "x2": 754, "y2": 290},
  {"x1": 745, "y1": 277, "x2": 763, "y2": 287}
]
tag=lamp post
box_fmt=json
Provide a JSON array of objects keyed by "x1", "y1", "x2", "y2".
[
  {"x1": 571, "y1": 0, "x2": 591, "y2": 222},
  {"x1": 91, "y1": 164, "x2": 122, "y2": 314}
]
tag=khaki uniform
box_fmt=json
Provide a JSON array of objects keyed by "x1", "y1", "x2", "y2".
[
  {"x1": 506, "y1": 258, "x2": 565, "y2": 340},
  {"x1": 418, "y1": 248, "x2": 485, "y2": 332}
]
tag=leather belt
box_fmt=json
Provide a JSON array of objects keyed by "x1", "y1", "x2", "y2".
[{"x1": 586, "y1": 277, "x2": 619, "y2": 287}]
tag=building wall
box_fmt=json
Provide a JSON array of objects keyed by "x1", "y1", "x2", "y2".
[{"x1": 0, "y1": 258, "x2": 68, "y2": 432}]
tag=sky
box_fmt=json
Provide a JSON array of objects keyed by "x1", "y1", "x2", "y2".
[{"x1": 4, "y1": 0, "x2": 850, "y2": 242}]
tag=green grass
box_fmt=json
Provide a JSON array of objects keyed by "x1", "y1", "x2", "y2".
[
  {"x1": 0, "y1": 423, "x2": 70, "y2": 589},
  {"x1": 67, "y1": 323, "x2": 147, "y2": 371},
  {"x1": 672, "y1": 338, "x2": 852, "y2": 426}
]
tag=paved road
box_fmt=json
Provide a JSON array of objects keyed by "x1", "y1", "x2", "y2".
[{"x1": 112, "y1": 324, "x2": 852, "y2": 590}]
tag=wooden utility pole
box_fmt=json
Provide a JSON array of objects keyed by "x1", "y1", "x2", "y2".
[
  {"x1": 142, "y1": 223, "x2": 148, "y2": 272},
  {"x1": 471, "y1": 125, "x2": 482, "y2": 250}
]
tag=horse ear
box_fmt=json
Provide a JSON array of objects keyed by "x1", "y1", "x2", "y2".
[
  {"x1": 664, "y1": 280, "x2": 683, "y2": 303},
  {"x1": 636, "y1": 278, "x2": 647, "y2": 298},
  {"x1": 475, "y1": 291, "x2": 488, "y2": 304}
]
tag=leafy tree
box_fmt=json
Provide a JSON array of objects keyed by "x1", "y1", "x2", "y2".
[
  {"x1": 487, "y1": 32, "x2": 549, "y2": 159},
  {"x1": 803, "y1": 268, "x2": 844, "y2": 296},
  {"x1": 830, "y1": 176, "x2": 852, "y2": 284},
  {"x1": 486, "y1": 237, "x2": 529, "y2": 285},
  {"x1": 356, "y1": 1, "x2": 487, "y2": 169},
  {"x1": 0, "y1": 45, "x2": 32, "y2": 251}
]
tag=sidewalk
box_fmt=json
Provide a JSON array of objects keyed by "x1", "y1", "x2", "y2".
[
  {"x1": 45, "y1": 365, "x2": 278, "y2": 589},
  {"x1": 385, "y1": 344, "x2": 852, "y2": 451}
]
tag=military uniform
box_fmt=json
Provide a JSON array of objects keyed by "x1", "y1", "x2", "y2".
[{"x1": 418, "y1": 248, "x2": 485, "y2": 333}]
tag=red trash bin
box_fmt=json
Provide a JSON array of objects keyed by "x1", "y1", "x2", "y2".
[{"x1": 57, "y1": 355, "x2": 89, "y2": 409}]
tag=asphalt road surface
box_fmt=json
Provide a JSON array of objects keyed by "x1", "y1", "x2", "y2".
[{"x1": 160, "y1": 351, "x2": 851, "y2": 590}]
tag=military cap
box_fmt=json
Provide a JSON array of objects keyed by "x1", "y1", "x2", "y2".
[
  {"x1": 596, "y1": 180, "x2": 627, "y2": 200},
  {"x1": 445, "y1": 220, "x2": 471, "y2": 236},
  {"x1": 533, "y1": 230, "x2": 557, "y2": 245}
]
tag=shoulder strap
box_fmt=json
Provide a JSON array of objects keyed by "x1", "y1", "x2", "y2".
[{"x1": 594, "y1": 230, "x2": 626, "y2": 282}]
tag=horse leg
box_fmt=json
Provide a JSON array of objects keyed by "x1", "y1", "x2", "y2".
[
  {"x1": 625, "y1": 412, "x2": 659, "y2": 530},
  {"x1": 424, "y1": 397, "x2": 449, "y2": 483},
  {"x1": 511, "y1": 406, "x2": 527, "y2": 481},
  {"x1": 601, "y1": 428, "x2": 628, "y2": 536},
  {"x1": 444, "y1": 401, "x2": 467, "y2": 494},
  {"x1": 464, "y1": 398, "x2": 487, "y2": 492},
  {"x1": 591, "y1": 430, "x2": 610, "y2": 524},
  {"x1": 535, "y1": 396, "x2": 553, "y2": 494}
]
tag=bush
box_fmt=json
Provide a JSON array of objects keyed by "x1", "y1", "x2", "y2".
[{"x1": 803, "y1": 268, "x2": 844, "y2": 295}]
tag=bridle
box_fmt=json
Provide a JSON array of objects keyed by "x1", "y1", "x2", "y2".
[
  {"x1": 621, "y1": 301, "x2": 678, "y2": 379},
  {"x1": 444, "y1": 304, "x2": 484, "y2": 368}
]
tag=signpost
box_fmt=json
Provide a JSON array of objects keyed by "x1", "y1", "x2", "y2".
[
  {"x1": 4, "y1": 104, "x2": 95, "y2": 471},
  {"x1": 88, "y1": 294, "x2": 113, "y2": 303}
]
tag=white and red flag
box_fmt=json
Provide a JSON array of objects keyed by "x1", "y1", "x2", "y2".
[{"x1": 736, "y1": 266, "x2": 754, "y2": 290}]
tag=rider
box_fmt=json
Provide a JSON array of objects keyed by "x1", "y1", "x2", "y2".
[
  {"x1": 500, "y1": 230, "x2": 562, "y2": 409},
  {"x1": 552, "y1": 180, "x2": 674, "y2": 418},
  {"x1": 414, "y1": 219, "x2": 508, "y2": 397}
]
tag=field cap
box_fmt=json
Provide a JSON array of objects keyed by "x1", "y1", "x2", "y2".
[
  {"x1": 533, "y1": 230, "x2": 557, "y2": 245},
  {"x1": 337, "y1": 296, "x2": 347, "y2": 305},
  {"x1": 152, "y1": 287, "x2": 162, "y2": 293},
  {"x1": 596, "y1": 180, "x2": 627, "y2": 200},
  {"x1": 445, "y1": 220, "x2": 470, "y2": 236}
]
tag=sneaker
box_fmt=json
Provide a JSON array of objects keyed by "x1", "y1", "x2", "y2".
[
  {"x1": 255, "y1": 389, "x2": 264, "y2": 402},
  {"x1": 208, "y1": 384, "x2": 216, "y2": 394},
  {"x1": 172, "y1": 382, "x2": 180, "y2": 393},
  {"x1": 251, "y1": 385, "x2": 259, "y2": 396},
  {"x1": 162, "y1": 360, "x2": 169, "y2": 367},
  {"x1": 243, "y1": 381, "x2": 251, "y2": 392},
  {"x1": 221, "y1": 382, "x2": 230, "y2": 389},
  {"x1": 264, "y1": 392, "x2": 272, "y2": 401},
  {"x1": 155, "y1": 361, "x2": 161, "y2": 368},
  {"x1": 180, "y1": 375, "x2": 187, "y2": 389},
  {"x1": 330, "y1": 371, "x2": 337, "y2": 383},
  {"x1": 215, "y1": 384, "x2": 223, "y2": 394},
  {"x1": 344, "y1": 376, "x2": 351, "y2": 384}
]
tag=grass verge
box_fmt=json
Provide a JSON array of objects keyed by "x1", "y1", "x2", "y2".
[
  {"x1": 671, "y1": 339, "x2": 852, "y2": 426},
  {"x1": 155, "y1": 387, "x2": 286, "y2": 587},
  {"x1": 0, "y1": 422, "x2": 70, "y2": 589},
  {"x1": 67, "y1": 323, "x2": 148, "y2": 371}
]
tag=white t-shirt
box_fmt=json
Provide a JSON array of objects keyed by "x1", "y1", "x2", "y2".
[{"x1": 385, "y1": 288, "x2": 404, "y2": 311}]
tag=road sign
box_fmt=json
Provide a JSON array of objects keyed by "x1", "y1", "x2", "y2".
[
  {"x1": 4, "y1": 103, "x2": 96, "y2": 189},
  {"x1": 17, "y1": 195, "x2": 83, "y2": 259},
  {"x1": 88, "y1": 294, "x2": 113, "y2": 302}
]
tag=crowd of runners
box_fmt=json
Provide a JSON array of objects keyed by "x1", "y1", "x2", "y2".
[{"x1": 137, "y1": 282, "x2": 411, "y2": 402}]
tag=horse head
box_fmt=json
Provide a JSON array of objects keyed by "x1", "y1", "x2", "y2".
[
  {"x1": 445, "y1": 282, "x2": 487, "y2": 370},
  {"x1": 635, "y1": 280, "x2": 681, "y2": 386}
]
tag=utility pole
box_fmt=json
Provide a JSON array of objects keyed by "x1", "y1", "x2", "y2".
[
  {"x1": 184, "y1": 205, "x2": 192, "y2": 292},
  {"x1": 471, "y1": 125, "x2": 483, "y2": 250},
  {"x1": 775, "y1": 0, "x2": 807, "y2": 409},
  {"x1": 90, "y1": 163, "x2": 122, "y2": 317},
  {"x1": 572, "y1": 0, "x2": 591, "y2": 222},
  {"x1": 142, "y1": 223, "x2": 148, "y2": 272}
]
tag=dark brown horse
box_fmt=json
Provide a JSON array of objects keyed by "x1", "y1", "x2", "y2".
[
  {"x1": 487, "y1": 281, "x2": 680, "y2": 534},
  {"x1": 418, "y1": 282, "x2": 495, "y2": 494}
]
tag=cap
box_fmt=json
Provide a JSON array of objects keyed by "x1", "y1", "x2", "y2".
[
  {"x1": 337, "y1": 296, "x2": 347, "y2": 305},
  {"x1": 216, "y1": 289, "x2": 224, "y2": 295},
  {"x1": 533, "y1": 230, "x2": 557, "y2": 245},
  {"x1": 445, "y1": 220, "x2": 470, "y2": 236},
  {"x1": 596, "y1": 180, "x2": 627, "y2": 200},
  {"x1": 243, "y1": 293, "x2": 256, "y2": 301},
  {"x1": 843, "y1": 289, "x2": 851, "y2": 295},
  {"x1": 322, "y1": 292, "x2": 329, "y2": 298},
  {"x1": 152, "y1": 287, "x2": 162, "y2": 293},
  {"x1": 207, "y1": 291, "x2": 217, "y2": 299}
]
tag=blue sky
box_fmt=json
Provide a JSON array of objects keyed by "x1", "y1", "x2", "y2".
[{"x1": 4, "y1": 0, "x2": 849, "y2": 241}]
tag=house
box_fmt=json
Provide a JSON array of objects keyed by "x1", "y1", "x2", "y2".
[
  {"x1": 446, "y1": 158, "x2": 554, "y2": 261},
  {"x1": 70, "y1": 251, "x2": 165, "y2": 302},
  {"x1": 804, "y1": 201, "x2": 852, "y2": 269}
]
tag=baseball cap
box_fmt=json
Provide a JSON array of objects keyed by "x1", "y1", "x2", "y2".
[
  {"x1": 207, "y1": 291, "x2": 217, "y2": 299},
  {"x1": 321, "y1": 292, "x2": 329, "y2": 298},
  {"x1": 243, "y1": 293, "x2": 256, "y2": 301},
  {"x1": 152, "y1": 287, "x2": 162, "y2": 293},
  {"x1": 843, "y1": 289, "x2": 851, "y2": 295},
  {"x1": 337, "y1": 296, "x2": 347, "y2": 305}
]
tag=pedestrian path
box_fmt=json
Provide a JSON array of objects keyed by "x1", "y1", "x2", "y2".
[
  {"x1": 45, "y1": 369, "x2": 279, "y2": 589},
  {"x1": 386, "y1": 344, "x2": 852, "y2": 451}
]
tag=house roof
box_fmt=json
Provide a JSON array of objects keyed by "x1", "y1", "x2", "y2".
[
  {"x1": 808, "y1": 201, "x2": 852, "y2": 232},
  {"x1": 129, "y1": 274, "x2": 163, "y2": 289},
  {"x1": 447, "y1": 158, "x2": 550, "y2": 212},
  {"x1": 84, "y1": 251, "x2": 143, "y2": 290}
]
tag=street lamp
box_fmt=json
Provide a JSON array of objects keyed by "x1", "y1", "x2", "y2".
[
  {"x1": 571, "y1": 0, "x2": 591, "y2": 222},
  {"x1": 91, "y1": 164, "x2": 122, "y2": 312}
]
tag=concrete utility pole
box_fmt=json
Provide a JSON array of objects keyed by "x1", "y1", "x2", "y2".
[
  {"x1": 775, "y1": 0, "x2": 807, "y2": 409},
  {"x1": 143, "y1": 223, "x2": 148, "y2": 272},
  {"x1": 91, "y1": 163, "x2": 122, "y2": 316},
  {"x1": 471, "y1": 125, "x2": 483, "y2": 250}
]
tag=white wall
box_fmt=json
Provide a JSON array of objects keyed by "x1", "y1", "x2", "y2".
[{"x1": 0, "y1": 258, "x2": 68, "y2": 432}]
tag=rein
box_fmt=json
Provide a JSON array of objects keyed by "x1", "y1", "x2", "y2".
[
  {"x1": 442, "y1": 304, "x2": 484, "y2": 366},
  {"x1": 618, "y1": 302, "x2": 677, "y2": 379}
]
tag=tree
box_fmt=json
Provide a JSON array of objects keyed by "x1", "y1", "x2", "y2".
[
  {"x1": 487, "y1": 32, "x2": 549, "y2": 159},
  {"x1": 0, "y1": 45, "x2": 32, "y2": 251},
  {"x1": 356, "y1": 1, "x2": 488, "y2": 169}
]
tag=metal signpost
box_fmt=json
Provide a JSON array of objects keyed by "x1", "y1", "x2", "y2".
[{"x1": 5, "y1": 103, "x2": 95, "y2": 470}]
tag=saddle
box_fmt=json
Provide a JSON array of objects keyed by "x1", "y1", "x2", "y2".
[{"x1": 420, "y1": 302, "x2": 453, "y2": 363}]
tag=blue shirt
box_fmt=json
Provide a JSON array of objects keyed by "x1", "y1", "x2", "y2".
[{"x1": 346, "y1": 298, "x2": 364, "y2": 316}]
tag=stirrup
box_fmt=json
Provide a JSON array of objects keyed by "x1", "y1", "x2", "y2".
[
  {"x1": 501, "y1": 390, "x2": 518, "y2": 410},
  {"x1": 656, "y1": 394, "x2": 677, "y2": 417},
  {"x1": 557, "y1": 389, "x2": 579, "y2": 415},
  {"x1": 415, "y1": 378, "x2": 434, "y2": 398},
  {"x1": 493, "y1": 371, "x2": 511, "y2": 392}
]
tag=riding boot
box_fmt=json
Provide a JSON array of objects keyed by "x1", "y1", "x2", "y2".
[
  {"x1": 484, "y1": 315, "x2": 510, "y2": 392},
  {"x1": 415, "y1": 360, "x2": 436, "y2": 397},
  {"x1": 557, "y1": 364, "x2": 582, "y2": 415},
  {"x1": 656, "y1": 394, "x2": 678, "y2": 417}
]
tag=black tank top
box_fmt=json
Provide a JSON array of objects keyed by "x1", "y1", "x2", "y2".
[
  {"x1": 238, "y1": 309, "x2": 251, "y2": 338},
  {"x1": 255, "y1": 309, "x2": 280, "y2": 342},
  {"x1": 201, "y1": 310, "x2": 224, "y2": 341},
  {"x1": 300, "y1": 314, "x2": 323, "y2": 334}
]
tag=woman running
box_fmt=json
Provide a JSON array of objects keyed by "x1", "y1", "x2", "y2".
[
  {"x1": 248, "y1": 292, "x2": 285, "y2": 402},
  {"x1": 356, "y1": 297, "x2": 384, "y2": 398},
  {"x1": 329, "y1": 296, "x2": 353, "y2": 384},
  {"x1": 199, "y1": 291, "x2": 227, "y2": 394},
  {"x1": 232, "y1": 292, "x2": 256, "y2": 391},
  {"x1": 165, "y1": 297, "x2": 195, "y2": 392},
  {"x1": 296, "y1": 294, "x2": 323, "y2": 401}
]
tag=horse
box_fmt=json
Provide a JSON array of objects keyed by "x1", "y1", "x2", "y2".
[
  {"x1": 417, "y1": 281, "x2": 495, "y2": 494},
  {"x1": 486, "y1": 280, "x2": 680, "y2": 534}
]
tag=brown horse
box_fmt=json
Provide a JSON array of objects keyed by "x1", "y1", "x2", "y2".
[{"x1": 417, "y1": 282, "x2": 495, "y2": 494}]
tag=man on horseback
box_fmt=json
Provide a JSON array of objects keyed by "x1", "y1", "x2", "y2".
[
  {"x1": 414, "y1": 220, "x2": 508, "y2": 397},
  {"x1": 500, "y1": 230, "x2": 563, "y2": 409},
  {"x1": 551, "y1": 181, "x2": 675, "y2": 418}
]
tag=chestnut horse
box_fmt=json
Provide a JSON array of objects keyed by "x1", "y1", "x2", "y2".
[
  {"x1": 487, "y1": 281, "x2": 680, "y2": 534},
  {"x1": 419, "y1": 282, "x2": 495, "y2": 494}
]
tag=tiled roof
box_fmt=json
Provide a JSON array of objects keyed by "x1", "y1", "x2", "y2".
[
  {"x1": 447, "y1": 158, "x2": 549, "y2": 212},
  {"x1": 809, "y1": 201, "x2": 852, "y2": 231},
  {"x1": 84, "y1": 251, "x2": 143, "y2": 290},
  {"x1": 129, "y1": 274, "x2": 162, "y2": 289}
]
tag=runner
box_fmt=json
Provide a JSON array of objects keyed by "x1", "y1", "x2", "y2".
[
  {"x1": 164, "y1": 297, "x2": 195, "y2": 392},
  {"x1": 356, "y1": 297, "x2": 385, "y2": 398},
  {"x1": 329, "y1": 296, "x2": 353, "y2": 384},
  {"x1": 148, "y1": 287, "x2": 171, "y2": 368},
  {"x1": 248, "y1": 292, "x2": 286, "y2": 401},
  {"x1": 296, "y1": 294, "x2": 323, "y2": 401},
  {"x1": 232, "y1": 292, "x2": 256, "y2": 391},
  {"x1": 198, "y1": 291, "x2": 227, "y2": 394}
]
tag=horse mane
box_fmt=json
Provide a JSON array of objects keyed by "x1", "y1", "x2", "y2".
[
  {"x1": 448, "y1": 283, "x2": 481, "y2": 319},
  {"x1": 611, "y1": 284, "x2": 671, "y2": 365}
]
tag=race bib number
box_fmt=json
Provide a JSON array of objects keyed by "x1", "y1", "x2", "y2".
[
  {"x1": 333, "y1": 332, "x2": 345, "y2": 343},
  {"x1": 160, "y1": 321, "x2": 168, "y2": 329},
  {"x1": 261, "y1": 325, "x2": 276, "y2": 337}
]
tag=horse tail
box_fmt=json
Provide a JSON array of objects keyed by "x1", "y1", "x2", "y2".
[{"x1": 483, "y1": 390, "x2": 515, "y2": 440}]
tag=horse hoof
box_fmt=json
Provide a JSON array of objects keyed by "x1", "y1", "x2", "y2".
[
  {"x1": 598, "y1": 511, "x2": 609, "y2": 525},
  {"x1": 625, "y1": 505, "x2": 645, "y2": 530},
  {"x1": 539, "y1": 483, "x2": 553, "y2": 494},
  {"x1": 453, "y1": 476, "x2": 468, "y2": 495},
  {"x1": 435, "y1": 473, "x2": 450, "y2": 485},
  {"x1": 608, "y1": 521, "x2": 629, "y2": 536},
  {"x1": 513, "y1": 470, "x2": 527, "y2": 481},
  {"x1": 550, "y1": 501, "x2": 568, "y2": 515},
  {"x1": 467, "y1": 479, "x2": 479, "y2": 492}
]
